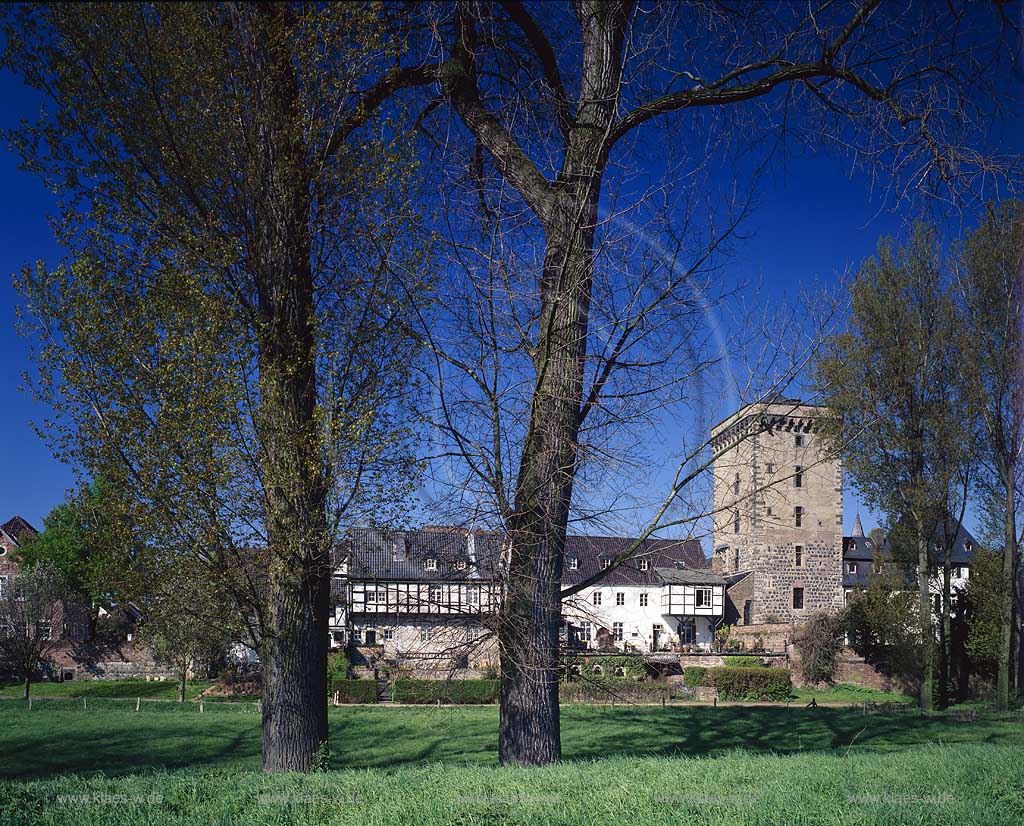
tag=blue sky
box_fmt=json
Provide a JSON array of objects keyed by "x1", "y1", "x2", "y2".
[{"x1": 0, "y1": 58, "x2": 1017, "y2": 540}]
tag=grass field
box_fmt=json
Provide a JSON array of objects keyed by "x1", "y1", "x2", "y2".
[
  {"x1": 788, "y1": 683, "x2": 914, "y2": 704},
  {"x1": 1, "y1": 698, "x2": 1020, "y2": 824},
  {"x1": 0, "y1": 680, "x2": 213, "y2": 701}
]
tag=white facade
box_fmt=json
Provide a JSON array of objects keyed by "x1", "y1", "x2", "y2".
[{"x1": 562, "y1": 581, "x2": 724, "y2": 652}]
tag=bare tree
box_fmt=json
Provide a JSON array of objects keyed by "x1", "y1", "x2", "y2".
[
  {"x1": 352, "y1": 0, "x2": 1014, "y2": 763},
  {"x1": 0, "y1": 563, "x2": 70, "y2": 699}
]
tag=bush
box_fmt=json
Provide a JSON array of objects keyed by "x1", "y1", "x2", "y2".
[
  {"x1": 330, "y1": 679, "x2": 377, "y2": 704},
  {"x1": 683, "y1": 666, "x2": 709, "y2": 687},
  {"x1": 562, "y1": 655, "x2": 647, "y2": 679},
  {"x1": 392, "y1": 679, "x2": 498, "y2": 704},
  {"x1": 792, "y1": 611, "x2": 844, "y2": 685},
  {"x1": 724, "y1": 656, "x2": 764, "y2": 668},
  {"x1": 559, "y1": 678, "x2": 668, "y2": 704},
  {"x1": 327, "y1": 651, "x2": 350, "y2": 684},
  {"x1": 706, "y1": 666, "x2": 792, "y2": 701}
]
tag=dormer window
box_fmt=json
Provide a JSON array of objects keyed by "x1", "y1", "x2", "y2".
[
  {"x1": 568, "y1": 557, "x2": 578, "y2": 571},
  {"x1": 964, "y1": 542, "x2": 973, "y2": 552},
  {"x1": 424, "y1": 558, "x2": 437, "y2": 571},
  {"x1": 638, "y1": 559, "x2": 649, "y2": 571},
  {"x1": 847, "y1": 562, "x2": 858, "y2": 574},
  {"x1": 601, "y1": 559, "x2": 612, "y2": 570},
  {"x1": 850, "y1": 540, "x2": 857, "y2": 550},
  {"x1": 454, "y1": 560, "x2": 467, "y2": 571}
]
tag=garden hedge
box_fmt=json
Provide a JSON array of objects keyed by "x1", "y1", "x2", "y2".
[
  {"x1": 723, "y1": 656, "x2": 764, "y2": 668},
  {"x1": 392, "y1": 679, "x2": 499, "y2": 704},
  {"x1": 560, "y1": 677, "x2": 668, "y2": 704},
  {"x1": 705, "y1": 666, "x2": 791, "y2": 701},
  {"x1": 330, "y1": 679, "x2": 378, "y2": 704},
  {"x1": 683, "y1": 666, "x2": 709, "y2": 687}
]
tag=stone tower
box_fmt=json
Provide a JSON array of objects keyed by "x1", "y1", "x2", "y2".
[{"x1": 710, "y1": 398, "x2": 844, "y2": 624}]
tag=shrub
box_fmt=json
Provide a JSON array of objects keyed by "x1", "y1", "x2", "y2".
[
  {"x1": 330, "y1": 679, "x2": 377, "y2": 704},
  {"x1": 327, "y1": 651, "x2": 350, "y2": 684},
  {"x1": 392, "y1": 679, "x2": 498, "y2": 704},
  {"x1": 559, "y1": 677, "x2": 668, "y2": 704},
  {"x1": 683, "y1": 666, "x2": 709, "y2": 687},
  {"x1": 562, "y1": 655, "x2": 647, "y2": 680},
  {"x1": 706, "y1": 666, "x2": 792, "y2": 701},
  {"x1": 724, "y1": 656, "x2": 764, "y2": 668},
  {"x1": 792, "y1": 611, "x2": 844, "y2": 685}
]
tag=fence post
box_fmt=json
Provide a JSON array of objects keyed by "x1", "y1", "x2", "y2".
[
  {"x1": 200, "y1": 700, "x2": 204, "y2": 714},
  {"x1": 83, "y1": 697, "x2": 87, "y2": 711},
  {"x1": 136, "y1": 697, "x2": 141, "y2": 712},
  {"x1": 28, "y1": 697, "x2": 32, "y2": 711}
]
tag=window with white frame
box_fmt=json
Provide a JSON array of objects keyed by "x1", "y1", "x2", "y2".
[
  {"x1": 467, "y1": 585, "x2": 480, "y2": 606},
  {"x1": 428, "y1": 585, "x2": 442, "y2": 603},
  {"x1": 639, "y1": 593, "x2": 648, "y2": 607},
  {"x1": 592, "y1": 591, "x2": 602, "y2": 606},
  {"x1": 424, "y1": 558, "x2": 437, "y2": 571},
  {"x1": 568, "y1": 557, "x2": 578, "y2": 570},
  {"x1": 580, "y1": 622, "x2": 592, "y2": 642},
  {"x1": 638, "y1": 559, "x2": 649, "y2": 571},
  {"x1": 847, "y1": 561, "x2": 858, "y2": 574},
  {"x1": 695, "y1": 587, "x2": 712, "y2": 608},
  {"x1": 365, "y1": 587, "x2": 379, "y2": 604},
  {"x1": 601, "y1": 558, "x2": 612, "y2": 570},
  {"x1": 615, "y1": 592, "x2": 625, "y2": 606},
  {"x1": 419, "y1": 625, "x2": 432, "y2": 642},
  {"x1": 382, "y1": 628, "x2": 394, "y2": 641},
  {"x1": 612, "y1": 622, "x2": 623, "y2": 641}
]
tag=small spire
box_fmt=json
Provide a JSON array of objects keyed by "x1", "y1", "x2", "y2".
[{"x1": 852, "y1": 513, "x2": 865, "y2": 537}]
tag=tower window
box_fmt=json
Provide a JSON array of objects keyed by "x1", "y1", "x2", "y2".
[
  {"x1": 794, "y1": 466, "x2": 803, "y2": 488},
  {"x1": 733, "y1": 473, "x2": 740, "y2": 495},
  {"x1": 794, "y1": 507, "x2": 803, "y2": 528},
  {"x1": 794, "y1": 545, "x2": 803, "y2": 567},
  {"x1": 792, "y1": 587, "x2": 804, "y2": 610},
  {"x1": 734, "y1": 511, "x2": 740, "y2": 533},
  {"x1": 795, "y1": 434, "x2": 804, "y2": 447}
]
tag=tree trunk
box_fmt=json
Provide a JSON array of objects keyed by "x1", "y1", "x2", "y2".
[
  {"x1": 996, "y1": 466, "x2": 1016, "y2": 711},
  {"x1": 916, "y1": 528, "x2": 934, "y2": 711},
  {"x1": 938, "y1": 555, "x2": 951, "y2": 709},
  {"x1": 492, "y1": 2, "x2": 627, "y2": 767},
  {"x1": 498, "y1": 223, "x2": 595, "y2": 766},
  {"x1": 23, "y1": 675, "x2": 30, "y2": 701},
  {"x1": 178, "y1": 667, "x2": 186, "y2": 704},
  {"x1": 236, "y1": 5, "x2": 330, "y2": 772}
]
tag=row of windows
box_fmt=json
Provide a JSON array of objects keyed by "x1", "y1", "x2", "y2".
[
  {"x1": 733, "y1": 464, "x2": 804, "y2": 496},
  {"x1": 572, "y1": 558, "x2": 650, "y2": 572},
  {"x1": 575, "y1": 618, "x2": 696, "y2": 645},
  {"x1": 734, "y1": 506, "x2": 806, "y2": 533},
  {"x1": 591, "y1": 587, "x2": 714, "y2": 608}
]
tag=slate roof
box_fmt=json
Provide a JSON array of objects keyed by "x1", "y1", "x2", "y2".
[
  {"x1": 0, "y1": 515, "x2": 38, "y2": 545},
  {"x1": 842, "y1": 516, "x2": 979, "y2": 589},
  {"x1": 655, "y1": 566, "x2": 726, "y2": 585},
  {"x1": 561, "y1": 535, "x2": 708, "y2": 587},
  {"x1": 340, "y1": 528, "x2": 709, "y2": 586},
  {"x1": 342, "y1": 527, "x2": 503, "y2": 582}
]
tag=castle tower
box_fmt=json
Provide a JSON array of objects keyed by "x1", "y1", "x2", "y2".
[{"x1": 710, "y1": 398, "x2": 844, "y2": 623}]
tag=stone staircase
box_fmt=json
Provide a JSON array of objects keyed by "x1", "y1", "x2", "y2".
[{"x1": 376, "y1": 679, "x2": 393, "y2": 704}]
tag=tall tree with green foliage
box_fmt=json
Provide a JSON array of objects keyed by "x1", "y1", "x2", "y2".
[
  {"x1": 16, "y1": 480, "x2": 132, "y2": 634},
  {"x1": 4, "y1": 4, "x2": 425, "y2": 771},
  {"x1": 816, "y1": 225, "x2": 972, "y2": 710},
  {"x1": 955, "y1": 200, "x2": 1024, "y2": 710}
]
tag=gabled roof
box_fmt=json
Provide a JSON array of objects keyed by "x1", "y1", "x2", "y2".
[
  {"x1": 342, "y1": 528, "x2": 503, "y2": 582},
  {"x1": 0, "y1": 515, "x2": 38, "y2": 546},
  {"x1": 561, "y1": 535, "x2": 707, "y2": 587},
  {"x1": 656, "y1": 566, "x2": 725, "y2": 586},
  {"x1": 340, "y1": 527, "x2": 709, "y2": 586}
]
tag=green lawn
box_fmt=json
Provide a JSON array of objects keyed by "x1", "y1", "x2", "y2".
[
  {"x1": 789, "y1": 683, "x2": 914, "y2": 705},
  {"x1": 0, "y1": 680, "x2": 213, "y2": 701},
  {"x1": 1, "y1": 702, "x2": 1021, "y2": 825}
]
